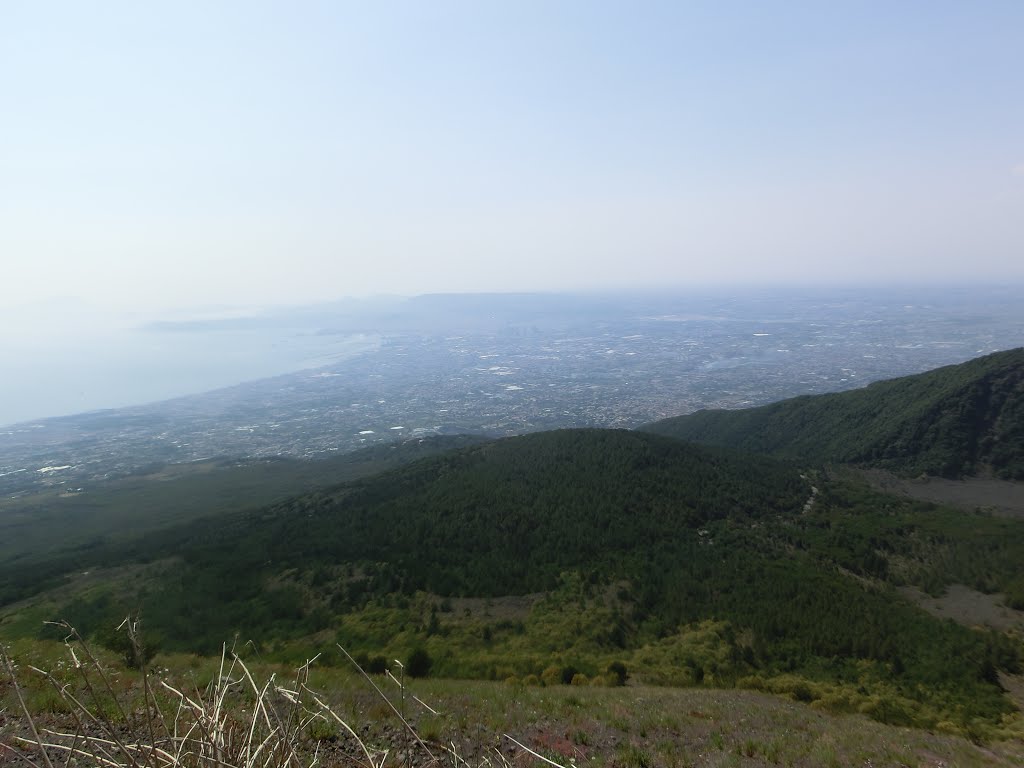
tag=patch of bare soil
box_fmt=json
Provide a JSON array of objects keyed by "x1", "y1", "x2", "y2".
[
  {"x1": 997, "y1": 672, "x2": 1024, "y2": 711},
  {"x1": 447, "y1": 594, "x2": 542, "y2": 622},
  {"x1": 899, "y1": 584, "x2": 1024, "y2": 631},
  {"x1": 861, "y1": 469, "x2": 1024, "y2": 517}
]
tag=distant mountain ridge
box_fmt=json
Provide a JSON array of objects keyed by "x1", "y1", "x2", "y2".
[{"x1": 643, "y1": 348, "x2": 1024, "y2": 479}]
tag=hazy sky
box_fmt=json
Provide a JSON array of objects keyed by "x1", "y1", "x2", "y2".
[{"x1": 2, "y1": 1, "x2": 1022, "y2": 314}]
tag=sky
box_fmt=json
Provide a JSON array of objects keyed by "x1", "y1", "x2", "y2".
[{"x1": 2, "y1": 1, "x2": 1023, "y2": 316}]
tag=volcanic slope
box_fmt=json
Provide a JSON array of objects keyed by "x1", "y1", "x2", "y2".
[
  {"x1": 7, "y1": 428, "x2": 1024, "y2": 733},
  {"x1": 0, "y1": 434, "x2": 490, "y2": 605},
  {"x1": 28, "y1": 429, "x2": 806, "y2": 650},
  {"x1": 146, "y1": 428, "x2": 808, "y2": 598},
  {"x1": 643, "y1": 347, "x2": 1024, "y2": 479}
]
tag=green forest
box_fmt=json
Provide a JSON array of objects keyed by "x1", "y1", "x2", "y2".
[
  {"x1": 644, "y1": 347, "x2": 1024, "y2": 479},
  {"x1": 3, "y1": 427, "x2": 1023, "y2": 734}
]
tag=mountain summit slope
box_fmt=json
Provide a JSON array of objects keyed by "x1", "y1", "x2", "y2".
[{"x1": 643, "y1": 348, "x2": 1024, "y2": 479}]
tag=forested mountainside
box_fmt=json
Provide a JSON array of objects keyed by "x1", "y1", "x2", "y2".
[
  {"x1": 644, "y1": 348, "x2": 1024, "y2": 479},
  {"x1": 116, "y1": 430, "x2": 806, "y2": 628},
  {"x1": 0, "y1": 434, "x2": 490, "y2": 603},
  {"x1": 6, "y1": 428, "x2": 1023, "y2": 733}
]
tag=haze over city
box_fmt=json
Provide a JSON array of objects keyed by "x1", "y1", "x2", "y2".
[{"x1": 2, "y1": 2, "x2": 1023, "y2": 426}]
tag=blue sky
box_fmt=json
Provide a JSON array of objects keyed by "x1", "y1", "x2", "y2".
[{"x1": 2, "y1": 1, "x2": 1022, "y2": 314}]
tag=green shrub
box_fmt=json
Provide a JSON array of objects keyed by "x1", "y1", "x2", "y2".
[
  {"x1": 1003, "y1": 575, "x2": 1024, "y2": 610},
  {"x1": 606, "y1": 660, "x2": 628, "y2": 686},
  {"x1": 406, "y1": 648, "x2": 432, "y2": 678},
  {"x1": 541, "y1": 666, "x2": 562, "y2": 686},
  {"x1": 94, "y1": 621, "x2": 159, "y2": 670}
]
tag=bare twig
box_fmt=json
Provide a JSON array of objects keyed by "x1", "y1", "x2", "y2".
[
  {"x1": 337, "y1": 644, "x2": 437, "y2": 763},
  {"x1": 1, "y1": 646, "x2": 57, "y2": 768},
  {"x1": 503, "y1": 734, "x2": 568, "y2": 768}
]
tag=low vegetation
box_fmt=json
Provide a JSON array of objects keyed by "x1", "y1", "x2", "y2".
[{"x1": 4, "y1": 624, "x2": 1024, "y2": 768}]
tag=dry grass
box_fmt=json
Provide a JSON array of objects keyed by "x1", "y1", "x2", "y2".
[
  {"x1": 405, "y1": 679, "x2": 1024, "y2": 768},
  {"x1": 0, "y1": 621, "x2": 564, "y2": 768},
  {"x1": 5, "y1": 621, "x2": 1024, "y2": 768},
  {"x1": 0, "y1": 621, "x2": 404, "y2": 768}
]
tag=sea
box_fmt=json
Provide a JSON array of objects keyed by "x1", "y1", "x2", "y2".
[{"x1": 0, "y1": 324, "x2": 378, "y2": 427}]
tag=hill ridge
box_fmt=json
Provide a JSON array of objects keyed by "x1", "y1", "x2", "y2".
[
  {"x1": 643, "y1": 347, "x2": 1024, "y2": 479},
  {"x1": 5, "y1": 426, "x2": 1024, "y2": 734}
]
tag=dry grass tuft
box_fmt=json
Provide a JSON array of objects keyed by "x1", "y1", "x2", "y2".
[
  {"x1": 1, "y1": 619, "x2": 390, "y2": 768},
  {"x1": 2, "y1": 621, "x2": 561, "y2": 768}
]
